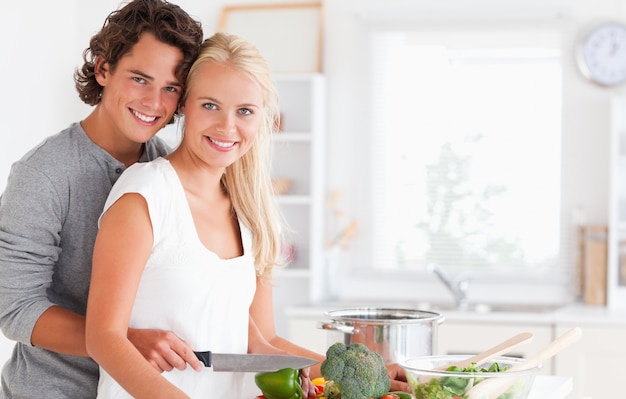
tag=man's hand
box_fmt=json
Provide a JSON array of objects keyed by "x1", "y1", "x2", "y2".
[
  {"x1": 127, "y1": 329, "x2": 203, "y2": 373},
  {"x1": 386, "y1": 363, "x2": 410, "y2": 392}
]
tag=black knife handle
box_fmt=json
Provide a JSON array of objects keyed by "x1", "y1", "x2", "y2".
[{"x1": 194, "y1": 351, "x2": 212, "y2": 367}]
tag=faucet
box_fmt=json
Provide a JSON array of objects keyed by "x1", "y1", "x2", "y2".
[{"x1": 428, "y1": 263, "x2": 470, "y2": 310}]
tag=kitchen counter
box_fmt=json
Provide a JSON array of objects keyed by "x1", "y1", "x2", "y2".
[
  {"x1": 284, "y1": 301, "x2": 622, "y2": 399},
  {"x1": 286, "y1": 301, "x2": 626, "y2": 326}
]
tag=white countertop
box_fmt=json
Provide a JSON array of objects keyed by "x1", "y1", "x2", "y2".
[{"x1": 286, "y1": 301, "x2": 626, "y2": 327}]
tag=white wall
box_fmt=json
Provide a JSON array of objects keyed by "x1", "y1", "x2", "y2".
[
  {"x1": 1, "y1": 0, "x2": 626, "y2": 365},
  {"x1": 1, "y1": 0, "x2": 77, "y2": 182}
]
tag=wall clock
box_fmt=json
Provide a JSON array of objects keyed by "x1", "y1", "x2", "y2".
[{"x1": 577, "y1": 21, "x2": 626, "y2": 87}]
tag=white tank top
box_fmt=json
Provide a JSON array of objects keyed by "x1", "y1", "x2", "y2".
[{"x1": 97, "y1": 157, "x2": 257, "y2": 398}]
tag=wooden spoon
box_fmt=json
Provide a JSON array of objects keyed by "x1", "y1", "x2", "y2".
[
  {"x1": 465, "y1": 327, "x2": 582, "y2": 399},
  {"x1": 419, "y1": 332, "x2": 534, "y2": 384}
]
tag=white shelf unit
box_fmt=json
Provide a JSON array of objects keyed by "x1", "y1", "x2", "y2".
[
  {"x1": 271, "y1": 73, "x2": 326, "y2": 300},
  {"x1": 608, "y1": 96, "x2": 626, "y2": 309}
]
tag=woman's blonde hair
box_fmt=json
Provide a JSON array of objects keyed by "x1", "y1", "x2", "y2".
[{"x1": 183, "y1": 32, "x2": 285, "y2": 278}]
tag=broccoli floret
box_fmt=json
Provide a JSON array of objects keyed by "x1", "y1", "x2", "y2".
[{"x1": 320, "y1": 342, "x2": 391, "y2": 399}]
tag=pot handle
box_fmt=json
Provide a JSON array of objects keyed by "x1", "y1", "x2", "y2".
[{"x1": 317, "y1": 321, "x2": 360, "y2": 335}]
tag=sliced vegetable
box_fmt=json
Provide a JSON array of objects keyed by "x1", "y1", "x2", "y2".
[{"x1": 311, "y1": 377, "x2": 327, "y2": 386}]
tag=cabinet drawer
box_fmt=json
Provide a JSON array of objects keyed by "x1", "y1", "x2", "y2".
[{"x1": 554, "y1": 324, "x2": 626, "y2": 399}]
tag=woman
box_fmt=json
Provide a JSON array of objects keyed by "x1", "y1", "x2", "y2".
[{"x1": 85, "y1": 32, "x2": 322, "y2": 398}]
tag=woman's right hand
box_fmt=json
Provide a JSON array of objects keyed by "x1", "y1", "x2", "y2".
[{"x1": 127, "y1": 328, "x2": 203, "y2": 372}]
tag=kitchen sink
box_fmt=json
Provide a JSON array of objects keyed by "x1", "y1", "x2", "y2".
[{"x1": 415, "y1": 301, "x2": 564, "y2": 314}]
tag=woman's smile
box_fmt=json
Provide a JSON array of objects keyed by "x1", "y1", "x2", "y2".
[{"x1": 207, "y1": 136, "x2": 237, "y2": 149}]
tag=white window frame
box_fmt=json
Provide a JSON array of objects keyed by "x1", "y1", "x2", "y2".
[{"x1": 324, "y1": 10, "x2": 577, "y2": 308}]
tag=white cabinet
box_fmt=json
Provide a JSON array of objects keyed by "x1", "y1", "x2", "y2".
[
  {"x1": 272, "y1": 73, "x2": 325, "y2": 274},
  {"x1": 286, "y1": 316, "x2": 329, "y2": 356},
  {"x1": 554, "y1": 324, "x2": 626, "y2": 399},
  {"x1": 608, "y1": 96, "x2": 626, "y2": 308},
  {"x1": 437, "y1": 321, "x2": 554, "y2": 375},
  {"x1": 270, "y1": 74, "x2": 326, "y2": 334}
]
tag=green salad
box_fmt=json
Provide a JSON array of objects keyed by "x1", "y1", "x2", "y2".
[{"x1": 409, "y1": 361, "x2": 527, "y2": 399}]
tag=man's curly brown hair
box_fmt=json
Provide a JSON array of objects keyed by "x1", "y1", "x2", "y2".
[{"x1": 74, "y1": 0, "x2": 203, "y2": 122}]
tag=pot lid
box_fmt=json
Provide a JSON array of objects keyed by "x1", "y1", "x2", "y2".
[{"x1": 324, "y1": 307, "x2": 443, "y2": 324}]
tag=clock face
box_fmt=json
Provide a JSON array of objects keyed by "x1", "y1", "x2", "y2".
[{"x1": 578, "y1": 22, "x2": 626, "y2": 86}]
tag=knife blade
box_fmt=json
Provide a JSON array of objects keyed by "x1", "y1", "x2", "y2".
[{"x1": 193, "y1": 351, "x2": 318, "y2": 372}]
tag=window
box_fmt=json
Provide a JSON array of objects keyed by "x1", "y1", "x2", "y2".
[{"x1": 361, "y1": 25, "x2": 567, "y2": 280}]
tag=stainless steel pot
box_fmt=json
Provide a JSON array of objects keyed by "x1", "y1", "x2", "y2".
[{"x1": 319, "y1": 307, "x2": 444, "y2": 364}]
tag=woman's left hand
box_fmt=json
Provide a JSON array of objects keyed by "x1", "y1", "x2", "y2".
[
  {"x1": 386, "y1": 363, "x2": 410, "y2": 392},
  {"x1": 299, "y1": 367, "x2": 317, "y2": 398}
]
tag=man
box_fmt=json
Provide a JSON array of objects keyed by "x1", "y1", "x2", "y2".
[{"x1": 0, "y1": 0, "x2": 203, "y2": 397}]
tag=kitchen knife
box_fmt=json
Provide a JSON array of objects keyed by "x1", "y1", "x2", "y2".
[{"x1": 193, "y1": 351, "x2": 318, "y2": 372}]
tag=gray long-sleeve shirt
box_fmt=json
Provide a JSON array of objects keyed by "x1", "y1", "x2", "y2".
[{"x1": 0, "y1": 122, "x2": 170, "y2": 398}]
